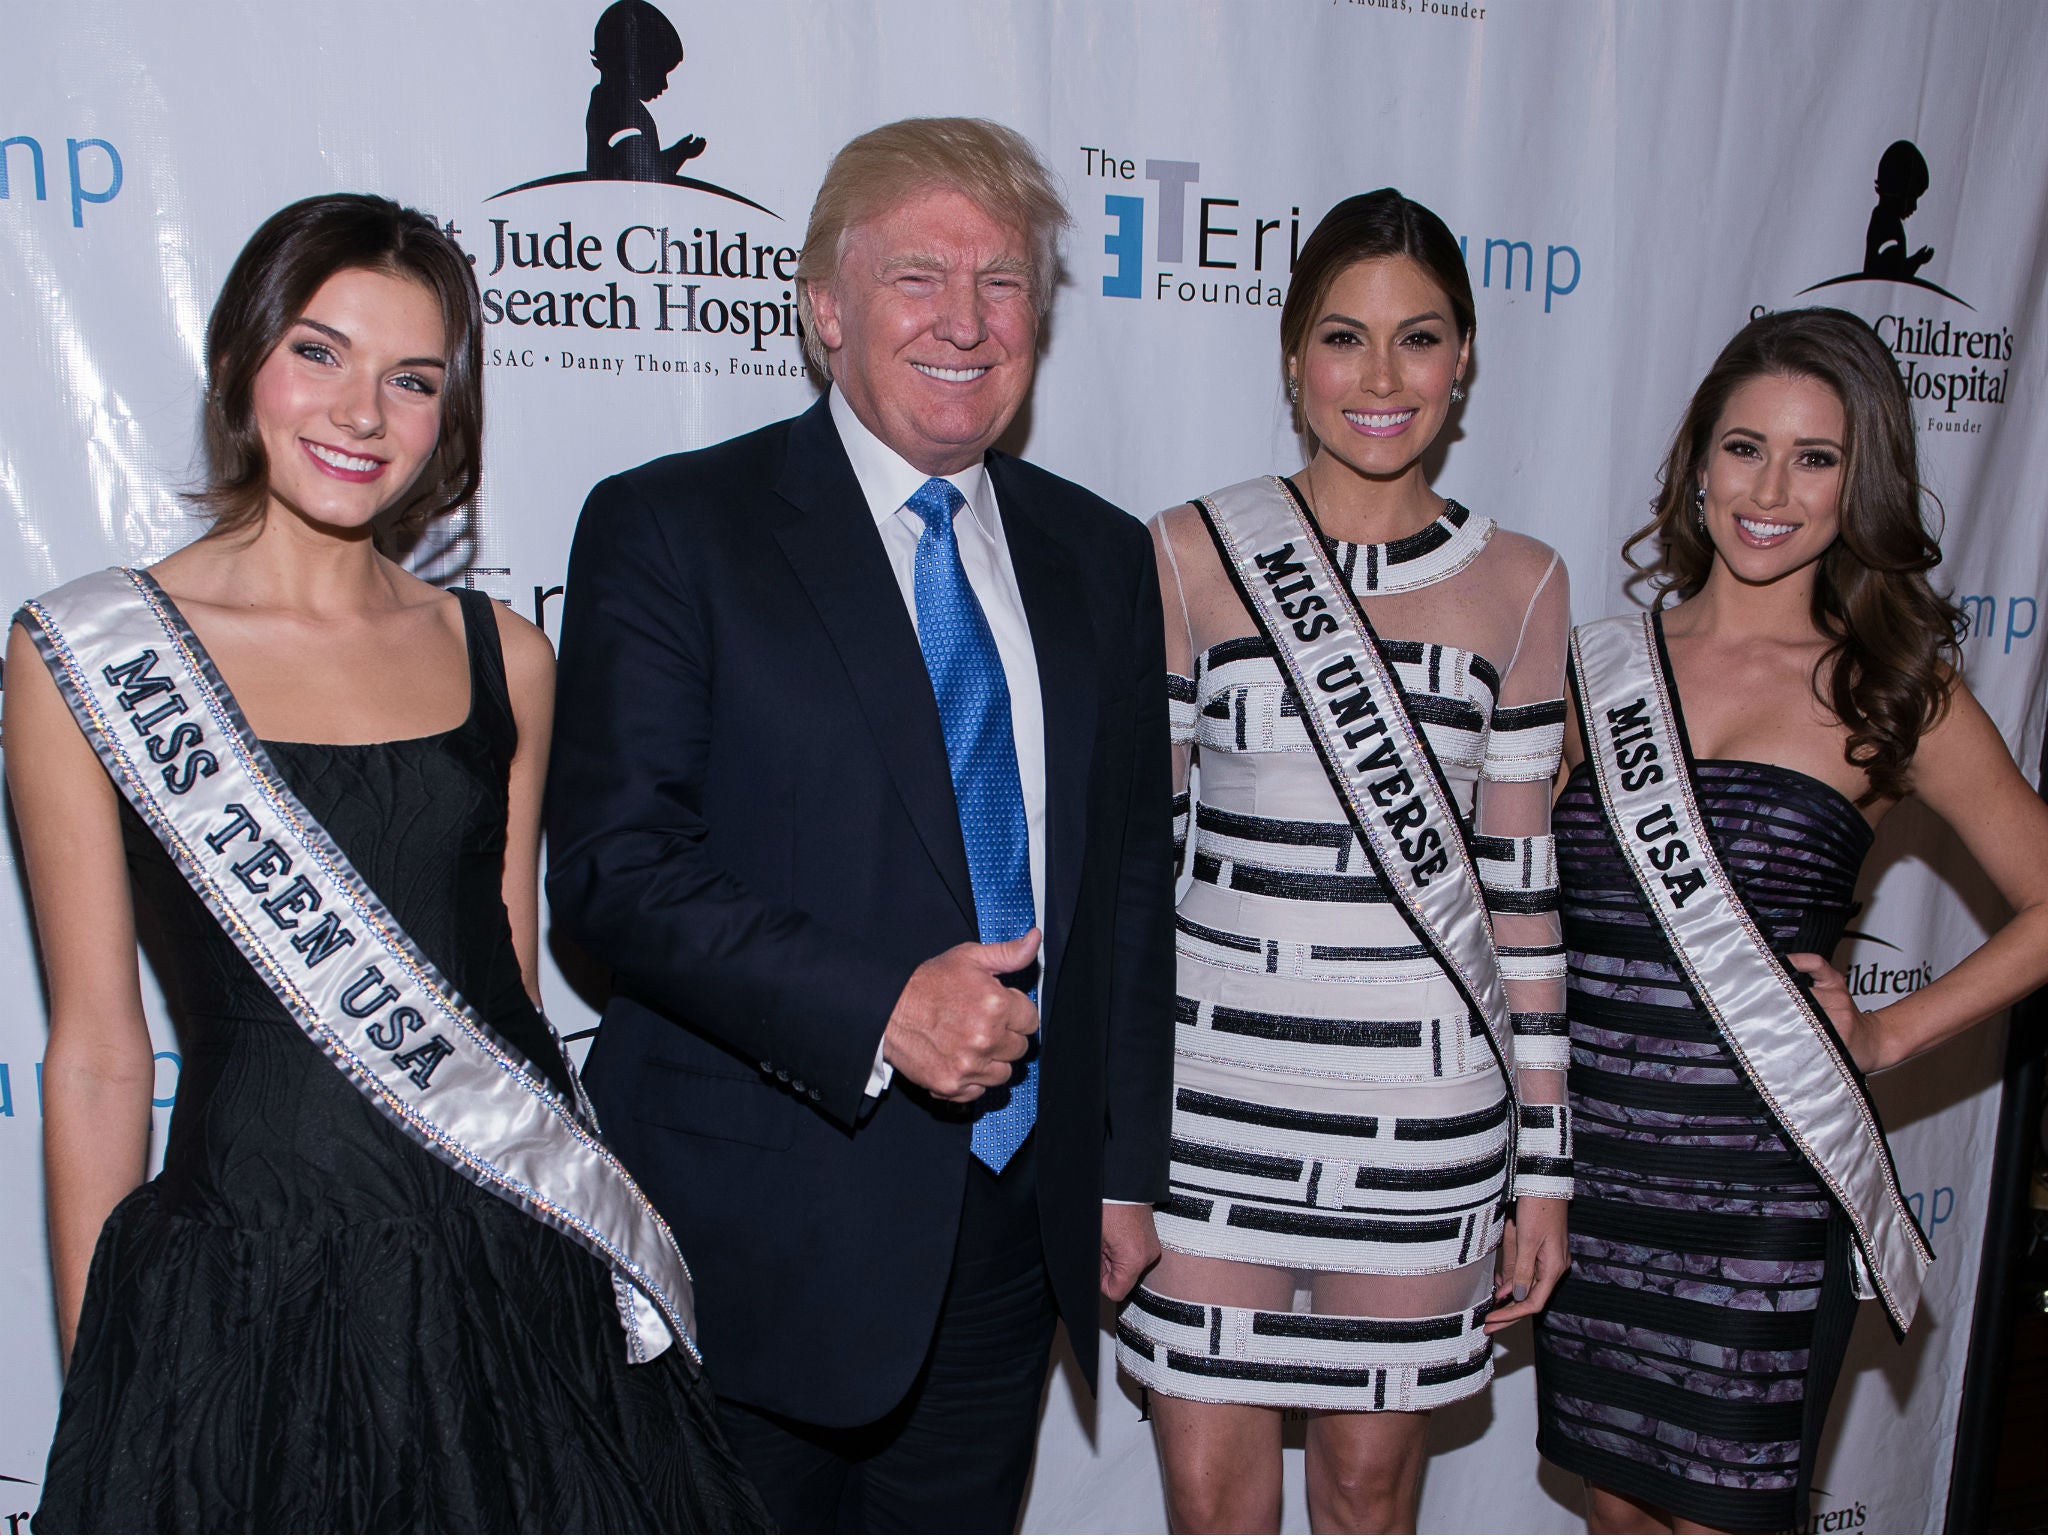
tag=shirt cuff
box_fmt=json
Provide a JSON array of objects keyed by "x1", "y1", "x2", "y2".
[{"x1": 863, "y1": 1036, "x2": 894, "y2": 1099}]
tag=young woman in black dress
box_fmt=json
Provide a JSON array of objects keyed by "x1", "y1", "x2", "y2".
[
  {"x1": 8, "y1": 194, "x2": 769, "y2": 1532},
  {"x1": 1532, "y1": 308, "x2": 2048, "y2": 1534}
]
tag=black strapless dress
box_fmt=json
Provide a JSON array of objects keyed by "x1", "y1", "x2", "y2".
[
  {"x1": 1531, "y1": 758, "x2": 1874, "y2": 1534},
  {"x1": 36, "y1": 591, "x2": 770, "y2": 1533}
]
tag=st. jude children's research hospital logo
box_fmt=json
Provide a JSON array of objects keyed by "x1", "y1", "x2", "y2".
[
  {"x1": 488, "y1": 0, "x2": 770, "y2": 215},
  {"x1": 1801, "y1": 139, "x2": 1967, "y2": 306},
  {"x1": 0, "y1": 1472, "x2": 34, "y2": 1536},
  {"x1": 1772, "y1": 139, "x2": 2014, "y2": 433},
  {"x1": 462, "y1": 0, "x2": 805, "y2": 380},
  {"x1": 1763, "y1": 137, "x2": 2034, "y2": 658}
]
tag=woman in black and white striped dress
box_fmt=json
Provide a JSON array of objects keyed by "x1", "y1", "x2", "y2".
[{"x1": 1116, "y1": 190, "x2": 1572, "y2": 1533}]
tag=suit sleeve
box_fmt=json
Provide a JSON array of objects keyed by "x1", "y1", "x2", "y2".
[
  {"x1": 545, "y1": 473, "x2": 916, "y2": 1128},
  {"x1": 1101, "y1": 524, "x2": 1177, "y2": 1203}
]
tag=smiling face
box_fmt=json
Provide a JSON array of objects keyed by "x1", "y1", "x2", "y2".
[
  {"x1": 1698, "y1": 372, "x2": 1847, "y2": 585},
  {"x1": 249, "y1": 267, "x2": 448, "y2": 534},
  {"x1": 806, "y1": 186, "x2": 1039, "y2": 476},
  {"x1": 1291, "y1": 255, "x2": 1469, "y2": 484}
]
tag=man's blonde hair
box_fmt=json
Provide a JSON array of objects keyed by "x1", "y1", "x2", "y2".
[{"x1": 796, "y1": 117, "x2": 1070, "y2": 377}]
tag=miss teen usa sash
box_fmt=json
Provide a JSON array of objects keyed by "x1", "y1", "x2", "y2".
[
  {"x1": 1572, "y1": 612, "x2": 1931, "y2": 1332},
  {"x1": 1195, "y1": 478, "x2": 1518, "y2": 1143},
  {"x1": 20, "y1": 567, "x2": 699, "y2": 1365}
]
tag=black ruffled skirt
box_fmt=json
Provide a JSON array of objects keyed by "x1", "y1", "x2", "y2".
[{"x1": 36, "y1": 1182, "x2": 772, "y2": 1533}]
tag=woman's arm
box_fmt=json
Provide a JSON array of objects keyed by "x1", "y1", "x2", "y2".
[
  {"x1": 1151, "y1": 509, "x2": 1201, "y2": 875},
  {"x1": 1474, "y1": 550, "x2": 1574, "y2": 1330},
  {"x1": 5, "y1": 623, "x2": 155, "y2": 1367},
  {"x1": 1559, "y1": 676, "x2": 1587, "y2": 781},
  {"x1": 1097, "y1": 510, "x2": 1208, "y2": 1298},
  {"x1": 493, "y1": 604, "x2": 558, "y2": 1006},
  {"x1": 1795, "y1": 671, "x2": 2048, "y2": 1072}
]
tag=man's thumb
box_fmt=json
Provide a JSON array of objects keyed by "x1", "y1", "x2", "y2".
[{"x1": 975, "y1": 928, "x2": 1042, "y2": 973}]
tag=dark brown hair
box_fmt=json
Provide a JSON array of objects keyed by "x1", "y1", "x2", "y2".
[
  {"x1": 1625, "y1": 307, "x2": 1963, "y2": 803},
  {"x1": 195, "y1": 193, "x2": 483, "y2": 537},
  {"x1": 1279, "y1": 188, "x2": 1475, "y2": 435}
]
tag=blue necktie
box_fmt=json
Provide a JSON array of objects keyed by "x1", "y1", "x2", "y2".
[{"x1": 907, "y1": 476, "x2": 1038, "y2": 1173}]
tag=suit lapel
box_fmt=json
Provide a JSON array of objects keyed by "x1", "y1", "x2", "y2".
[
  {"x1": 770, "y1": 400, "x2": 977, "y2": 928},
  {"x1": 991, "y1": 456, "x2": 1097, "y2": 1013}
]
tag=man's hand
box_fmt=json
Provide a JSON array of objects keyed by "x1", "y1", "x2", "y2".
[
  {"x1": 882, "y1": 930, "x2": 1041, "y2": 1102},
  {"x1": 1101, "y1": 1202, "x2": 1161, "y2": 1301},
  {"x1": 1484, "y1": 1195, "x2": 1569, "y2": 1333}
]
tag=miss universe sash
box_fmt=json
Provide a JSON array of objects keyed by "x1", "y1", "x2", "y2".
[
  {"x1": 20, "y1": 567, "x2": 699, "y2": 1365},
  {"x1": 1572, "y1": 612, "x2": 1931, "y2": 1332},
  {"x1": 1195, "y1": 478, "x2": 1517, "y2": 1129}
]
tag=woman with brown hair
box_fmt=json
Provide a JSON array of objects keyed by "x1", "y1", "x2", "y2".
[
  {"x1": 1116, "y1": 188, "x2": 1573, "y2": 1532},
  {"x1": 1532, "y1": 307, "x2": 2048, "y2": 1534},
  {"x1": 8, "y1": 194, "x2": 768, "y2": 1531}
]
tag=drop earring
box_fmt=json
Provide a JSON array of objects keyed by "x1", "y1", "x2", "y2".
[
  {"x1": 1450, "y1": 377, "x2": 1466, "y2": 405},
  {"x1": 1693, "y1": 486, "x2": 1708, "y2": 530},
  {"x1": 1287, "y1": 375, "x2": 1300, "y2": 407}
]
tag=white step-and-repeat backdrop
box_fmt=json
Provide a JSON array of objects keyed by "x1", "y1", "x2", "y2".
[{"x1": 3, "y1": 3, "x2": 2044, "y2": 1529}]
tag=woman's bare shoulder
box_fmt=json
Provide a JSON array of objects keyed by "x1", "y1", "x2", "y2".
[{"x1": 487, "y1": 597, "x2": 556, "y2": 685}]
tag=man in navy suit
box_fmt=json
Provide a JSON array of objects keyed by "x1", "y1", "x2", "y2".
[{"x1": 547, "y1": 117, "x2": 1174, "y2": 1532}]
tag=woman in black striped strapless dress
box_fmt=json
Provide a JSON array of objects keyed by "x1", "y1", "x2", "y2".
[
  {"x1": 1532, "y1": 308, "x2": 2048, "y2": 1535},
  {"x1": 1533, "y1": 754, "x2": 1868, "y2": 1532}
]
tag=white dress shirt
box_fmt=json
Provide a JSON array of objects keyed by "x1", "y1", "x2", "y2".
[{"x1": 828, "y1": 388, "x2": 1047, "y2": 1096}]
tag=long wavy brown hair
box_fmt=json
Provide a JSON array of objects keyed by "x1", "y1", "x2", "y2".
[{"x1": 1624, "y1": 308, "x2": 1963, "y2": 803}]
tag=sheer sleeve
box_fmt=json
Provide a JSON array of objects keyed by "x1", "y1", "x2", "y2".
[
  {"x1": 1475, "y1": 551, "x2": 1572, "y2": 1201},
  {"x1": 1151, "y1": 511, "x2": 1199, "y2": 876}
]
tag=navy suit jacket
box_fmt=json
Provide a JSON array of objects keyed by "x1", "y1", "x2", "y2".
[{"x1": 546, "y1": 396, "x2": 1175, "y2": 1425}]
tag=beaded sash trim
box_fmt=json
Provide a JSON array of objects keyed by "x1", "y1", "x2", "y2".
[
  {"x1": 1194, "y1": 479, "x2": 1516, "y2": 1185},
  {"x1": 1572, "y1": 612, "x2": 1930, "y2": 1332},
  {"x1": 20, "y1": 568, "x2": 700, "y2": 1365}
]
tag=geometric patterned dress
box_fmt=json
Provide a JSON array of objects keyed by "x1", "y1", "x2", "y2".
[{"x1": 1117, "y1": 493, "x2": 1574, "y2": 1412}]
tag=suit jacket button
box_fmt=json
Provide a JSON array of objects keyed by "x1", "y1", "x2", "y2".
[
  {"x1": 776, "y1": 1069, "x2": 790, "y2": 1082},
  {"x1": 791, "y1": 1078, "x2": 806, "y2": 1092},
  {"x1": 759, "y1": 1061, "x2": 773, "y2": 1074},
  {"x1": 808, "y1": 1088, "x2": 822, "y2": 1101}
]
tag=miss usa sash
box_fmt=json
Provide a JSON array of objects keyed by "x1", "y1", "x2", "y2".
[
  {"x1": 1195, "y1": 478, "x2": 1517, "y2": 1125},
  {"x1": 20, "y1": 567, "x2": 699, "y2": 1365},
  {"x1": 1572, "y1": 612, "x2": 1931, "y2": 1332}
]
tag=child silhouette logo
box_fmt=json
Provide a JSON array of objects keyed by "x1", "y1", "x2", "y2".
[
  {"x1": 1863, "y1": 140, "x2": 1935, "y2": 282},
  {"x1": 489, "y1": 0, "x2": 775, "y2": 216},
  {"x1": 585, "y1": 0, "x2": 704, "y2": 181},
  {"x1": 1800, "y1": 139, "x2": 1970, "y2": 308}
]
